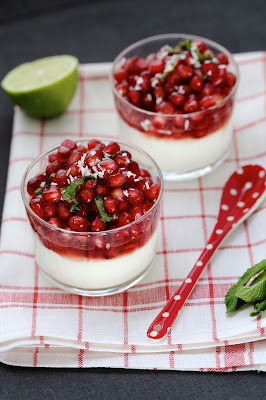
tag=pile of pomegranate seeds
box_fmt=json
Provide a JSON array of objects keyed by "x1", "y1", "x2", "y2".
[
  {"x1": 114, "y1": 39, "x2": 237, "y2": 139},
  {"x1": 28, "y1": 139, "x2": 160, "y2": 234}
]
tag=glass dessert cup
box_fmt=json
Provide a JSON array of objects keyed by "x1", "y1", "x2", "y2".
[
  {"x1": 111, "y1": 34, "x2": 239, "y2": 181},
  {"x1": 21, "y1": 138, "x2": 163, "y2": 296}
]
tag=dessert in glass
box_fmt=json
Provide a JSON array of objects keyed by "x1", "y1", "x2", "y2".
[
  {"x1": 21, "y1": 138, "x2": 163, "y2": 296},
  {"x1": 111, "y1": 34, "x2": 239, "y2": 181}
]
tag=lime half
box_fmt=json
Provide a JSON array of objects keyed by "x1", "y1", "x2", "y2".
[{"x1": 1, "y1": 55, "x2": 79, "y2": 118}]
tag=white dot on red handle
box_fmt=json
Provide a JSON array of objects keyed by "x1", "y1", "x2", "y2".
[
  {"x1": 162, "y1": 312, "x2": 169, "y2": 318},
  {"x1": 245, "y1": 182, "x2": 252, "y2": 190},
  {"x1": 216, "y1": 229, "x2": 223, "y2": 234},
  {"x1": 259, "y1": 170, "x2": 265, "y2": 178},
  {"x1": 206, "y1": 244, "x2": 213, "y2": 250},
  {"x1": 174, "y1": 295, "x2": 181, "y2": 300},
  {"x1": 237, "y1": 201, "x2": 245, "y2": 207},
  {"x1": 196, "y1": 261, "x2": 203, "y2": 266},
  {"x1": 243, "y1": 208, "x2": 249, "y2": 213},
  {"x1": 150, "y1": 331, "x2": 158, "y2": 337},
  {"x1": 237, "y1": 168, "x2": 244, "y2": 175},
  {"x1": 230, "y1": 188, "x2": 237, "y2": 196},
  {"x1": 221, "y1": 204, "x2": 229, "y2": 211},
  {"x1": 167, "y1": 327, "x2": 171, "y2": 333},
  {"x1": 252, "y1": 192, "x2": 259, "y2": 198},
  {"x1": 185, "y1": 278, "x2": 192, "y2": 283},
  {"x1": 227, "y1": 216, "x2": 234, "y2": 221}
]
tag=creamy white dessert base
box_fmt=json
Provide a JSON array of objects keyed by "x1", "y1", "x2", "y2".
[
  {"x1": 119, "y1": 117, "x2": 232, "y2": 173},
  {"x1": 35, "y1": 230, "x2": 157, "y2": 289}
]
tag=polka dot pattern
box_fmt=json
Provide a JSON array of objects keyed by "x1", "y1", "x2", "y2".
[
  {"x1": 196, "y1": 261, "x2": 203, "y2": 267},
  {"x1": 206, "y1": 244, "x2": 213, "y2": 250}
]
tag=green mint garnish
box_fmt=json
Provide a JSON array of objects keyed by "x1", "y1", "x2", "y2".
[
  {"x1": 107, "y1": 151, "x2": 120, "y2": 159},
  {"x1": 194, "y1": 48, "x2": 206, "y2": 63},
  {"x1": 180, "y1": 39, "x2": 192, "y2": 51},
  {"x1": 34, "y1": 188, "x2": 43, "y2": 195},
  {"x1": 95, "y1": 195, "x2": 114, "y2": 223},
  {"x1": 60, "y1": 175, "x2": 96, "y2": 211},
  {"x1": 225, "y1": 259, "x2": 266, "y2": 316},
  {"x1": 70, "y1": 204, "x2": 81, "y2": 212},
  {"x1": 168, "y1": 45, "x2": 181, "y2": 55},
  {"x1": 203, "y1": 74, "x2": 208, "y2": 81}
]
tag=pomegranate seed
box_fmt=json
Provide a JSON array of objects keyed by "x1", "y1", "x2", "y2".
[
  {"x1": 202, "y1": 61, "x2": 218, "y2": 77},
  {"x1": 87, "y1": 139, "x2": 102, "y2": 151},
  {"x1": 91, "y1": 216, "x2": 105, "y2": 232},
  {"x1": 84, "y1": 179, "x2": 97, "y2": 189},
  {"x1": 55, "y1": 169, "x2": 68, "y2": 187},
  {"x1": 217, "y1": 53, "x2": 229, "y2": 65},
  {"x1": 156, "y1": 101, "x2": 175, "y2": 114},
  {"x1": 56, "y1": 202, "x2": 71, "y2": 220},
  {"x1": 116, "y1": 81, "x2": 128, "y2": 97},
  {"x1": 61, "y1": 139, "x2": 77, "y2": 151},
  {"x1": 76, "y1": 145, "x2": 87, "y2": 154},
  {"x1": 114, "y1": 69, "x2": 127, "y2": 82},
  {"x1": 113, "y1": 151, "x2": 131, "y2": 167},
  {"x1": 135, "y1": 177, "x2": 152, "y2": 191},
  {"x1": 145, "y1": 184, "x2": 160, "y2": 202},
  {"x1": 104, "y1": 141, "x2": 120, "y2": 155},
  {"x1": 67, "y1": 150, "x2": 82, "y2": 166},
  {"x1": 183, "y1": 98, "x2": 198, "y2": 113},
  {"x1": 202, "y1": 82, "x2": 214, "y2": 96},
  {"x1": 48, "y1": 217, "x2": 62, "y2": 227},
  {"x1": 110, "y1": 187, "x2": 125, "y2": 200},
  {"x1": 105, "y1": 173, "x2": 126, "y2": 187},
  {"x1": 69, "y1": 216, "x2": 89, "y2": 232},
  {"x1": 139, "y1": 169, "x2": 151, "y2": 178},
  {"x1": 29, "y1": 197, "x2": 45, "y2": 218},
  {"x1": 124, "y1": 58, "x2": 138, "y2": 73},
  {"x1": 104, "y1": 196, "x2": 119, "y2": 214},
  {"x1": 128, "y1": 75, "x2": 137, "y2": 86},
  {"x1": 153, "y1": 86, "x2": 165, "y2": 99},
  {"x1": 128, "y1": 188, "x2": 145, "y2": 206},
  {"x1": 98, "y1": 158, "x2": 118, "y2": 176},
  {"x1": 44, "y1": 203, "x2": 56, "y2": 219},
  {"x1": 149, "y1": 60, "x2": 164, "y2": 74},
  {"x1": 169, "y1": 92, "x2": 185, "y2": 106},
  {"x1": 78, "y1": 188, "x2": 95, "y2": 203},
  {"x1": 118, "y1": 199, "x2": 130, "y2": 211},
  {"x1": 177, "y1": 64, "x2": 193, "y2": 80},
  {"x1": 199, "y1": 95, "x2": 216, "y2": 110},
  {"x1": 128, "y1": 89, "x2": 142, "y2": 106},
  {"x1": 164, "y1": 83, "x2": 175, "y2": 95},
  {"x1": 27, "y1": 177, "x2": 41, "y2": 196},
  {"x1": 129, "y1": 205, "x2": 144, "y2": 220},
  {"x1": 211, "y1": 75, "x2": 224, "y2": 86},
  {"x1": 57, "y1": 145, "x2": 71, "y2": 162},
  {"x1": 84, "y1": 149, "x2": 103, "y2": 167},
  {"x1": 118, "y1": 211, "x2": 133, "y2": 226},
  {"x1": 192, "y1": 40, "x2": 206, "y2": 53},
  {"x1": 42, "y1": 186, "x2": 61, "y2": 203},
  {"x1": 68, "y1": 164, "x2": 81, "y2": 178},
  {"x1": 77, "y1": 204, "x2": 89, "y2": 217},
  {"x1": 135, "y1": 57, "x2": 149, "y2": 73},
  {"x1": 48, "y1": 153, "x2": 57, "y2": 163},
  {"x1": 95, "y1": 185, "x2": 110, "y2": 196},
  {"x1": 46, "y1": 160, "x2": 61, "y2": 177},
  {"x1": 224, "y1": 72, "x2": 236, "y2": 87},
  {"x1": 142, "y1": 93, "x2": 154, "y2": 109},
  {"x1": 190, "y1": 76, "x2": 204, "y2": 91}
]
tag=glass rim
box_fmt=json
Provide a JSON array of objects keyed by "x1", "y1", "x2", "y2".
[
  {"x1": 21, "y1": 137, "x2": 164, "y2": 236},
  {"x1": 110, "y1": 33, "x2": 240, "y2": 118}
]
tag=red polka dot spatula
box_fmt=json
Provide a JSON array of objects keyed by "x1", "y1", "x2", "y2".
[{"x1": 147, "y1": 165, "x2": 266, "y2": 341}]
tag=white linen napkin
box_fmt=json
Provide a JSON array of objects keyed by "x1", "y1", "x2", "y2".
[{"x1": 0, "y1": 53, "x2": 266, "y2": 370}]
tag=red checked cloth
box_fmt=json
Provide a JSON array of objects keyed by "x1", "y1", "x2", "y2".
[{"x1": 0, "y1": 53, "x2": 266, "y2": 371}]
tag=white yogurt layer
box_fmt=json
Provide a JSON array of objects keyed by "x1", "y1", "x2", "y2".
[
  {"x1": 119, "y1": 117, "x2": 232, "y2": 173},
  {"x1": 35, "y1": 231, "x2": 157, "y2": 290}
]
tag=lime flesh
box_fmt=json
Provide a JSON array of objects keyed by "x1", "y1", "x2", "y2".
[{"x1": 1, "y1": 55, "x2": 79, "y2": 118}]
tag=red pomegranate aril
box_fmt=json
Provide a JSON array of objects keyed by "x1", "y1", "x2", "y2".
[
  {"x1": 128, "y1": 188, "x2": 145, "y2": 206},
  {"x1": 29, "y1": 196, "x2": 45, "y2": 218},
  {"x1": 129, "y1": 205, "x2": 144, "y2": 220},
  {"x1": 118, "y1": 211, "x2": 133, "y2": 226},
  {"x1": 135, "y1": 177, "x2": 152, "y2": 191},
  {"x1": 145, "y1": 184, "x2": 160, "y2": 202},
  {"x1": 114, "y1": 69, "x2": 127, "y2": 82},
  {"x1": 193, "y1": 40, "x2": 206, "y2": 53},
  {"x1": 55, "y1": 169, "x2": 68, "y2": 187},
  {"x1": 91, "y1": 216, "x2": 105, "y2": 232},
  {"x1": 48, "y1": 153, "x2": 57, "y2": 163},
  {"x1": 94, "y1": 185, "x2": 109, "y2": 197},
  {"x1": 202, "y1": 61, "x2": 218, "y2": 77},
  {"x1": 57, "y1": 145, "x2": 71, "y2": 162},
  {"x1": 104, "y1": 141, "x2": 120, "y2": 155},
  {"x1": 217, "y1": 53, "x2": 229, "y2": 65},
  {"x1": 110, "y1": 187, "x2": 125, "y2": 200},
  {"x1": 169, "y1": 92, "x2": 185, "y2": 106},
  {"x1": 84, "y1": 179, "x2": 97, "y2": 189},
  {"x1": 211, "y1": 75, "x2": 224, "y2": 86},
  {"x1": 118, "y1": 199, "x2": 130, "y2": 211},
  {"x1": 190, "y1": 76, "x2": 204, "y2": 91},
  {"x1": 116, "y1": 81, "x2": 128, "y2": 97},
  {"x1": 153, "y1": 86, "x2": 166, "y2": 99},
  {"x1": 105, "y1": 173, "x2": 126, "y2": 187},
  {"x1": 44, "y1": 203, "x2": 56, "y2": 219},
  {"x1": 48, "y1": 217, "x2": 61, "y2": 227},
  {"x1": 61, "y1": 139, "x2": 77, "y2": 151},
  {"x1": 77, "y1": 204, "x2": 89, "y2": 217},
  {"x1": 199, "y1": 95, "x2": 216, "y2": 110},
  {"x1": 224, "y1": 72, "x2": 236, "y2": 87},
  {"x1": 76, "y1": 145, "x2": 87, "y2": 154},
  {"x1": 139, "y1": 169, "x2": 151, "y2": 178},
  {"x1": 68, "y1": 164, "x2": 81, "y2": 178},
  {"x1": 56, "y1": 202, "x2": 71, "y2": 220},
  {"x1": 164, "y1": 83, "x2": 175, "y2": 95},
  {"x1": 135, "y1": 57, "x2": 149, "y2": 73},
  {"x1": 202, "y1": 82, "x2": 214, "y2": 96},
  {"x1": 87, "y1": 139, "x2": 102, "y2": 151},
  {"x1": 142, "y1": 93, "x2": 154, "y2": 109},
  {"x1": 177, "y1": 64, "x2": 193, "y2": 80},
  {"x1": 67, "y1": 150, "x2": 82, "y2": 166},
  {"x1": 46, "y1": 160, "x2": 61, "y2": 176},
  {"x1": 98, "y1": 158, "x2": 118, "y2": 176},
  {"x1": 128, "y1": 88, "x2": 142, "y2": 106},
  {"x1": 42, "y1": 186, "x2": 61, "y2": 203},
  {"x1": 27, "y1": 177, "x2": 41, "y2": 196},
  {"x1": 156, "y1": 101, "x2": 175, "y2": 114},
  {"x1": 103, "y1": 196, "x2": 119, "y2": 214},
  {"x1": 149, "y1": 60, "x2": 164, "y2": 74},
  {"x1": 78, "y1": 188, "x2": 95, "y2": 204},
  {"x1": 183, "y1": 98, "x2": 198, "y2": 113},
  {"x1": 84, "y1": 149, "x2": 103, "y2": 167},
  {"x1": 142, "y1": 201, "x2": 153, "y2": 213},
  {"x1": 128, "y1": 75, "x2": 137, "y2": 86},
  {"x1": 128, "y1": 161, "x2": 141, "y2": 176},
  {"x1": 69, "y1": 216, "x2": 89, "y2": 232}
]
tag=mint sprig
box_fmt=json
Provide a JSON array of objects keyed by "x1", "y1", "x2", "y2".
[
  {"x1": 34, "y1": 188, "x2": 43, "y2": 195},
  {"x1": 180, "y1": 39, "x2": 192, "y2": 51},
  {"x1": 95, "y1": 196, "x2": 114, "y2": 223},
  {"x1": 60, "y1": 175, "x2": 96, "y2": 211}
]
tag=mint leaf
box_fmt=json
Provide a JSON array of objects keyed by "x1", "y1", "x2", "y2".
[
  {"x1": 70, "y1": 203, "x2": 81, "y2": 212},
  {"x1": 203, "y1": 74, "x2": 208, "y2": 81},
  {"x1": 194, "y1": 48, "x2": 206, "y2": 63},
  {"x1": 236, "y1": 271, "x2": 266, "y2": 303},
  {"x1": 95, "y1": 196, "x2": 114, "y2": 223},
  {"x1": 250, "y1": 298, "x2": 266, "y2": 317},
  {"x1": 168, "y1": 45, "x2": 181, "y2": 55},
  {"x1": 180, "y1": 39, "x2": 192, "y2": 51},
  {"x1": 225, "y1": 259, "x2": 266, "y2": 313},
  {"x1": 34, "y1": 188, "x2": 42, "y2": 195},
  {"x1": 107, "y1": 151, "x2": 120, "y2": 159},
  {"x1": 60, "y1": 176, "x2": 96, "y2": 205}
]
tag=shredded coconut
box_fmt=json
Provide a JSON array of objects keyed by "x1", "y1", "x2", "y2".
[
  {"x1": 140, "y1": 119, "x2": 152, "y2": 131},
  {"x1": 105, "y1": 243, "x2": 111, "y2": 250},
  {"x1": 123, "y1": 190, "x2": 129, "y2": 197},
  {"x1": 184, "y1": 120, "x2": 190, "y2": 131}
]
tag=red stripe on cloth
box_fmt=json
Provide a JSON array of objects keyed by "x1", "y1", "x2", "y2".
[
  {"x1": 224, "y1": 342, "x2": 246, "y2": 367},
  {"x1": 123, "y1": 291, "x2": 129, "y2": 368},
  {"x1": 77, "y1": 296, "x2": 83, "y2": 342},
  {"x1": 237, "y1": 56, "x2": 264, "y2": 66},
  {"x1": 33, "y1": 347, "x2": 39, "y2": 367},
  {"x1": 66, "y1": 107, "x2": 115, "y2": 115},
  {"x1": 9, "y1": 157, "x2": 34, "y2": 165},
  {"x1": 78, "y1": 349, "x2": 84, "y2": 368},
  {"x1": 1, "y1": 217, "x2": 27, "y2": 223},
  {"x1": 237, "y1": 91, "x2": 265, "y2": 103},
  {"x1": 39, "y1": 120, "x2": 45, "y2": 154},
  {"x1": 31, "y1": 262, "x2": 39, "y2": 337},
  {"x1": 0, "y1": 250, "x2": 34, "y2": 258},
  {"x1": 248, "y1": 342, "x2": 254, "y2": 365},
  {"x1": 235, "y1": 116, "x2": 266, "y2": 133}
]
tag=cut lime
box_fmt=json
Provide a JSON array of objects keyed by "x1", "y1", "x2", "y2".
[{"x1": 1, "y1": 55, "x2": 79, "y2": 118}]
